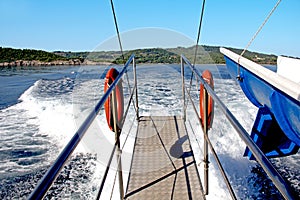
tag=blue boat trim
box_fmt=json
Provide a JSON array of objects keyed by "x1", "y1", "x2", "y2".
[
  {"x1": 221, "y1": 48, "x2": 300, "y2": 159},
  {"x1": 244, "y1": 106, "x2": 299, "y2": 159}
]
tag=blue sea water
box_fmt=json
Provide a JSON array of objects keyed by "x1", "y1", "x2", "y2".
[
  {"x1": 0, "y1": 64, "x2": 299, "y2": 199},
  {"x1": 0, "y1": 66, "x2": 82, "y2": 109}
]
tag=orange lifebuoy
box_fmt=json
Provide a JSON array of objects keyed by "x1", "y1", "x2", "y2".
[
  {"x1": 200, "y1": 70, "x2": 214, "y2": 129},
  {"x1": 104, "y1": 68, "x2": 124, "y2": 133}
]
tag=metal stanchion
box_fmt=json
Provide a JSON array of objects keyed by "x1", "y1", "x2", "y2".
[
  {"x1": 133, "y1": 57, "x2": 139, "y2": 121},
  {"x1": 181, "y1": 57, "x2": 186, "y2": 121},
  {"x1": 111, "y1": 89, "x2": 124, "y2": 199},
  {"x1": 203, "y1": 87, "x2": 209, "y2": 195}
]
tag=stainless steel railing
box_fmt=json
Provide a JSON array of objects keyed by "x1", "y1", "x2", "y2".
[
  {"x1": 29, "y1": 53, "x2": 294, "y2": 200},
  {"x1": 29, "y1": 54, "x2": 138, "y2": 200},
  {"x1": 181, "y1": 54, "x2": 294, "y2": 200}
]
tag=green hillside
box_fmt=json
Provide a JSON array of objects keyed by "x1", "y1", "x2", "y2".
[
  {"x1": 63, "y1": 45, "x2": 277, "y2": 64},
  {"x1": 113, "y1": 48, "x2": 180, "y2": 64},
  {"x1": 0, "y1": 47, "x2": 67, "y2": 63},
  {"x1": 0, "y1": 45, "x2": 278, "y2": 65},
  {"x1": 167, "y1": 45, "x2": 277, "y2": 64}
]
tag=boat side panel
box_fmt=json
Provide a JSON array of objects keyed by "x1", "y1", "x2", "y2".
[
  {"x1": 225, "y1": 56, "x2": 271, "y2": 108},
  {"x1": 224, "y1": 55, "x2": 300, "y2": 147},
  {"x1": 270, "y1": 92, "x2": 300, "y2": 146},
  {"x1": 220, "y1": 47, "x2": 300, "y2": 101}
]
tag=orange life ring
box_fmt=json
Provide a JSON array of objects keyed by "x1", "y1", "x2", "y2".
[
  {"x1": 200, "y1": 70, "x2": 214, "y2": 129},
  {"x1": 104, "y1": 68, "x2": 124, "y2": 133}
]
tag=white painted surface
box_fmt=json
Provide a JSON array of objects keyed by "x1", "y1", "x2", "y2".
[
  {"x1": 220, "y1": 47, "x2": 300, "y2": 101},
  {"x1": 277, "y1": 55, "x2": 300, "y2": 84}
]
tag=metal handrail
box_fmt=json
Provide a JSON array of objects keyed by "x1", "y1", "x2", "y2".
[
  {"x1": 181, "y1": 55, "x2": 294, "y2": 200},
  {"x1": 29, "y1": 54, "x2": 137, "y2": 200}
]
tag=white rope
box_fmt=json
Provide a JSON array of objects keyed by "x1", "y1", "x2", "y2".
[
  {"x1": 237, "y1": 0, "x2": 282, "y2": 80},
  {"x1": 240, "y1": 0, "x2": 282, "y2": 58}
]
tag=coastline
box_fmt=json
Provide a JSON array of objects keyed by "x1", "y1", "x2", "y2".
[
  {"x1": 0, "y1": 59, "x2": 113, "y2": 67},
  {"x1": 0, "y1": 59, "x2": 276, "y2": 68},
  {"x1": 0, "y1": 46, "x2": 279, "y2": 67}
]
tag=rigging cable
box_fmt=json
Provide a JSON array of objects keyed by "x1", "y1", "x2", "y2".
[
  {"x1": 193, "y1": 0, "x2": 206, "y2": 67},
  {"x1": 185, "y1": 0, "x2": 206, "y2": 114},
  {"x1": 237, "y1": 0, "x2": 282, "y2": 80},
  {"x1": 110, "y1": 0, "x2": 125, "y2": 62},
  {"x1": 109, "y1": 0, "x2": 138, "y2": 114}
]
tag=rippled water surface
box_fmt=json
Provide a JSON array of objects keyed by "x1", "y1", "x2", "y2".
[{"x1": 0, "y1": 64, "x2": 299, "y2": 199}]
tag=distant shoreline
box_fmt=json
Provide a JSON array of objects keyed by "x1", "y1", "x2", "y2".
[
  {"x1": 0, "y1": 59, "x2": 113, "y2": 67},
  {"x1": 0, "y1": 45, "x2": 279, "y2": 67},
  {"x1": 0, "y1": 61, "x2": 276, "y2": 68}
]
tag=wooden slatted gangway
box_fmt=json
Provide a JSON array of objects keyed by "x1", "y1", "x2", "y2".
[{"x1": 125, "y1": 116, "x2": 205, "y2": 200}]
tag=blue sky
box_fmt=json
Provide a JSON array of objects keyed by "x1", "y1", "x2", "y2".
[{"x1": 1, "y1": 0, "x2": 299, "y2": 57}]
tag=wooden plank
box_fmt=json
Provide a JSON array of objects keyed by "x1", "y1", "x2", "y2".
[{"x1": 125, "y1": 116, "x2": 205, "y2": 200}]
